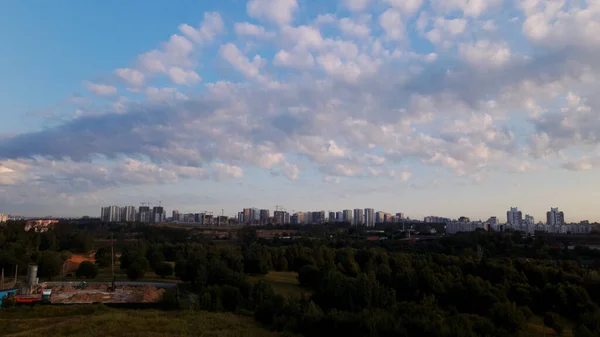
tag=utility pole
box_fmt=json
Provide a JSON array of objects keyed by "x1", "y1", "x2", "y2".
[{"x1": 111, "y1": 233, "x2": 116, "y2": 291}]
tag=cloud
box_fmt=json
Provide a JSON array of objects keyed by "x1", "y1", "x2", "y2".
[
  {"x1": 234, "y1": 22, "x2": 275, "y2": 39},
  {"x1": 167, "y1": 67, "x2": 202, "y2": 85},
  {"x1": 83, "y1": 82, "x2": 117, "y2": 96},
  {"x1": 379, "y1": 9, "x2": 405, "y2": 40},
  {"x1": 384, "y1": 0, "x2": 423, "y2": 16},
  {"x1": 4, "y1": 4, "x2": 600, "y2": 211},
  {"x1": 339, "y1": 18, "x2": 371, "y2": 38},
  {"x1": 178, "y1": 12, "x2": 224, "y2": 44},
  {"x1": 459, "y1": 40, "x2": 511, "y2": 68},
  {"x1": 273, "y1": 50, "x2": 315, "y2": 68},
  {"x1": 213, "y1": 163, "x2": 244, "y2": 180},
  {"x1": 115, "y1": 68, "x2": 145, "y2": 87},
  {"x1": 344, "y1": 0, "x2": 370, "y2": 12},
  {"x1": 247, "y1": 0, "x2": 298, "y2": 26}
]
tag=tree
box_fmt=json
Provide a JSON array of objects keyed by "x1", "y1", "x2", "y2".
[
  {"x1": 127, "y1": 262, "x2": 145, "y2": 280},
  {"x1": 544, "y1": 312, "x2": 564, "y2": 335},
  {"x1": 95, "y1": 247, "x2": 114, "y2": 267},
  {"x1": 155, "y1": 262, "x2": 173, "y2": 278},
  {"x1": 76, "y1": 261, "x2": 98, "y2": 279},
  {"x1": 36, "y1": 251, "x2": 63, "y2": 279}
]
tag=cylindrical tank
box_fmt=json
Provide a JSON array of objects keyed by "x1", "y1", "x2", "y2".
[{"x1": 27, "y1": 264, "x2": 38, "y2": 287}]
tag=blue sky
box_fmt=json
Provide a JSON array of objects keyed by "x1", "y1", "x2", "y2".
[{"x1": 1, "y1": 0, "x2": 600, "y2": 222}]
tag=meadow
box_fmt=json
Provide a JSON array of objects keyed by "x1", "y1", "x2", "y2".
[{"x1": 0, "y1": 305, "x2": 286, "y2": 337}]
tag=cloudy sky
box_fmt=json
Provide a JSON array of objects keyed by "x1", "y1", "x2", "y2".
[{"x1": 1, "y1": 0, "x2": 599, "y2": 221}]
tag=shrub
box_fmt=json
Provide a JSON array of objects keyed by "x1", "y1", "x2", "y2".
[
  {"x1": 76, "y1": 261, "x2": 99, "y2": 279},
  {"x1": 155, "y1": 262, "x2": 173, "y2": 278},
  {"x1": 127, "y1": 262, "x2": 145, "y2": 280}
]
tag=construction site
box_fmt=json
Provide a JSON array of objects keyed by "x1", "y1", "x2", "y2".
[{"x1": 1, "y1": 264, "x2": 175, "y2": 305}]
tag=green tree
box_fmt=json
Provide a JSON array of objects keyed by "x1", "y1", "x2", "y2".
[
  {"x1": 36, "y1": 251, "x2": 63, "y2": 279},
  {"x1": 95, "y1": 247, "x2": 114, "y2": 267},
  {"x1": 76, "y1": 261, "x2": 98, "y2": 279},
  {"x1": 155, "y1": 262, "x2": 173, "y2": 278},
  {"x1": 544, "y1": 312, "x2": 564, "y2": 335},
  {"x1": 127, "y1": 262, "x2": 145, "y2": 280}
]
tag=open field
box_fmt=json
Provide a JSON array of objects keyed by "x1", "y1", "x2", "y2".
[
  {"x1": 246, "y1": 271, "x2": 309, "y2": 298},
  {"x1": 0, "y1": 305, "x2": 286, "y2": 337}
]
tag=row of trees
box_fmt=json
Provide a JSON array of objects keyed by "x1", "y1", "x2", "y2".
[{"x1": 0, "y1": 221, "x2": 94, "y2": 279}]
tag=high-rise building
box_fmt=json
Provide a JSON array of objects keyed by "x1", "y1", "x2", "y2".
[
  {"x1": 152, "y1": 206, "x2": 165, "y2": 223},
  {"x1": 259, "y1": 209, "x2": 270, "y2": 224},
  {"x1": 343, "y1": 209, "x2": 352, "y2": 223},
  {"x1": 396, "y1": 212, "x2": 405, "y2": 219},
  {"x1": 375, "y1": 211, "x2": 385, "y2": 224},
  {"x1": 353, "y1": 209, "x2": 364, "y2": 226},
  {"x1": 121, "y1": 206, "x2": 136, "y2": 222},
  {"x1": 243, "y1": 208, "x2": 252, "y2": 224},
  {"x1": 336, "y1": 211, "x2": 343, "y2": 222},
  {"x1": 364, "y1": 208, "x2": 375, "y2": 227},
  {"x1": 274, "y1": 211, "x2": 290, "y2": 225},
  {"x1": 525, "y1": 214, "x2": 535, "y2": 225},
  {"x1": 507, "y1": 207, "x2": 522, "y2": 225},
  {"x1": 138, "y1": 206, "x2": 151, "y2": 222},
  {"x1": 488, "y1": 216, "x2": 498, "y2": 226},
  {"x1": 312, "y1": 211, "x2": 325, "y2": 224},
  {"x1": 237, "y1": 211, "x2": 244, "y2": 224},
  {"x1": 329, "y1": 212, "x2": 336, "y2": 222},
  {"x1": 296, "y1": 212, "x2": 306, "y2": 224},
  {"x1": 0, "y1": 213, "x2": 8, "y2": 223},
  {"x1": 172, "y1": 210, "x2": 180, "y2": 222},
  {"x1": 547, "y1": 207, "x2": 565, "y2": 226},
  {"x1": 305, "y1": 212, "x2": 312, "y2": 224}
]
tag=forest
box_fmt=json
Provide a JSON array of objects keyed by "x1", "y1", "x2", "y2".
[{"x1": 2, "y1": 220, "x2": 600, "y2": 336}]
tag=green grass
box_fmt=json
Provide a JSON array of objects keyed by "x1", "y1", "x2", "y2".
[
  {"x1": 0, "y1": 305, "x2": 286, "y2": 337},
  {"x1": 246, "y1": 271, "x2": 309, "y2": 298}
]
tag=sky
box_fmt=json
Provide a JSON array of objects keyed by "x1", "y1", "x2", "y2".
[{"x1": 1, "y1": 0, "x2": 600, "y2": 222}]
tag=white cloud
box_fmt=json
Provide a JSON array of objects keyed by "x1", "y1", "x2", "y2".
[
  {"x1": 273, "y1": 50, "x2": 315, "y2": 68},
  {"x1": 315, "y1": 14, "x2": 336, "y2": 25},
  {"x1": 178, "y1": 12, "x2": 224, "y2": 44},
  {"x1": 379, "y1": 9, "x2": 405, "y2": 40},
  {"x1": 459, "y1": 40, "x2": 511, "y2": 68},
  {"x1": 137, "y1": 34, "x2": 194, "y2": 73},
  {"x1": 384, "y1": 0, "x2": 423, "y2": 16},
  {"x1": 520, "y1": 0, "x2": 600, "y2": 48},
  {"x1": 247, "y1": 0, "x2": 298, "y2": 26},
  {"x1": 425, "y1": 17, "x2": 467, "y2": 47},
  {"x1": 282, "y1": 162, "x2": 299, "y2": 180},
  {"x1": 219, "y1": 43, "x2": 266, "y2": 81},
  {"x1": 482, "y1": 20, "x2": 497, "y2": 32},
  {"x1": 343, "y1": 0, "x2": 370, "y2": 12},
  {"x1": 115, "y1": 68, "x2": 145, "y2": 87},
  {"x1": 339, "y1": 17, "x2": 371, "y2": 38},
  {"x1": 83, "y1": 81, "x2": 117, "y2": 96},
  {"x1": 430, "y1": 0, "x2": 503, "y2": 18},
  {"x1": 213, "y1": 163, "x2": 244, "y2": 180},
  {"x1": 234, "y1": 22, "x2": 275, "y2": 39},
  {"x1": 168, "y1": 67, "x2": 202, "y2": 85}
]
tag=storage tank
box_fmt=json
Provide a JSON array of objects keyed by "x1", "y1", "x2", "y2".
[{"x1": 27, "y1": 264, "x2": 38, "y2": 287}]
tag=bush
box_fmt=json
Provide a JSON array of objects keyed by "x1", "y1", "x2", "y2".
[
  {"x1": 155, "y1": 262, "x2": 173, "y2": 278},
  {"x1": 127, "y1": 262, "x2": 145, "y2": 280},
  {"x1": 76, "y1": 261, "x2": 99, "y2": 279}
]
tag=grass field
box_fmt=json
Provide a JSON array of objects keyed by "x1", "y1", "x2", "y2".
[
  {"x1": 0, "y1": 305, "x2": 285, "y2": 337},
  {"x1": 246, "y1": 271, "x2": 309, "y2": 298}
]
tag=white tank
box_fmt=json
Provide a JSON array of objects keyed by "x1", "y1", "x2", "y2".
[{"x1": 27, "y1": 264, "x2": 38, "y2": 287}]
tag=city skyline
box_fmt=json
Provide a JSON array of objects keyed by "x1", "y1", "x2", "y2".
[{"x1": 1, "y1": 1, "x2": 600, "y2": 221}]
